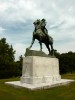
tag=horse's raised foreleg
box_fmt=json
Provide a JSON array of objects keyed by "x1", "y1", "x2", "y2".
[{"x1": 27, "y1": 37, "x2": 35, "y2": 49}]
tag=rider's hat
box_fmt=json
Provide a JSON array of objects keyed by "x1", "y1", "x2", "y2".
[{"x1": 41, "y1": 18, "x2": 46, "y2": 22}]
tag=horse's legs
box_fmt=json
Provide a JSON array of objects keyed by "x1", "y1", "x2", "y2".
[
  {"x1": 50, "y1": 44, "x2": 54, "y2": 56},
  {"x1": 51, "y1": 44, "x2": 53, "y2": 51},
  {"x1": 45, "y1": 44, "x2": 51, "y2": 55},
  {"x1": 27, "y1": 37, "x2": 35, "y2": 49},
  {"x1": 39, "y1": 41, "x2": 42, "y2": 51},
  {"x1": 39, "y1": 36, "x2": 42, "y2": 51}
]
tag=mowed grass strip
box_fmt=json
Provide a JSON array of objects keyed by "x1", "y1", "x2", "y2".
[{"x1": 0, "y1": 74, "x2": 75, "y2": 100}]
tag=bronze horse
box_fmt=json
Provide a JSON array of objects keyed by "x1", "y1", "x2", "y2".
[{"x1": 27, "y1": 20, "x2": 54, "y2": 55}]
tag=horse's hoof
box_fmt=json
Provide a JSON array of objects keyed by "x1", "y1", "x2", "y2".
[
  {"x1": 48, "y1": 53, "x2": 51, "y2": 55},
  {"x1": 40, "y1": 50, "x2": 42, "y2": 52},
  {"x1": 26, "y1": 47, "x2": 30, "y2": 50}
]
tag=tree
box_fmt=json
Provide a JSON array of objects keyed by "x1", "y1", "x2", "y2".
[
  {"x1": 0, "y1": 38, "x2": 15, "y2": 78},
  {"x1": 59, "y1": 51, "x2": 75, "y2": 74},
  {"x1": 15, "y1": 55, "x2": 23, "y2": 76}
]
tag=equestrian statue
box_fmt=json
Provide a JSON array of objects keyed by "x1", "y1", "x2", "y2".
[{"x1": 27, "y1": 19, "x2": 54, "y2": 55}]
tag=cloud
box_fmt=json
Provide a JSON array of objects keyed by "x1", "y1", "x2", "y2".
[
  {"x1": 0, "y1": 0, "x2": 44, "y2": 22},
  {"x1": 0, "y1": 0, "x2": 75, "y2": 60},
  {"x1": 0, "y1": 26, "x2": 5, "y2": 32},
  {"x1": 13, "y1": 43, "x2": 26, "y2": 60}
]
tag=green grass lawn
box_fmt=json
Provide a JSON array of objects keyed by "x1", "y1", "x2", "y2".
[{"x1": 0, "y1": 74, "x2": 75, "y2": 100}]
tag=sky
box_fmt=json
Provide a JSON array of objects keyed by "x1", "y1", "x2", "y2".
[{"x1": 0, "y1": 0, "x2": 75, "y2": 60}]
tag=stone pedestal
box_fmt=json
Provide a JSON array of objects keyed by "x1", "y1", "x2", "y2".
[
  {"x1": 20, "y1": 56, "x2": 61, "y2": 84},
  {"x1": 5, "y1": 55, "x2": 74, "y2": 90}
]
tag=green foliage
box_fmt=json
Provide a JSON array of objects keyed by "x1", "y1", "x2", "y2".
[
  {"x1": 0, "y1": 38, "x2": 15, "y2": 61},
  {"x1": 59, "y1": 51, "x2": 75, "y2": 74},
  {"x1": 54, "y1": 50, "x2": 75, "y2": 74},
  {"x1": 0, "y1": 38, "x2": 22, "y2": 79},
  {"x1": 15, "y1": 55, "x2": 23, "y2": 76}
]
